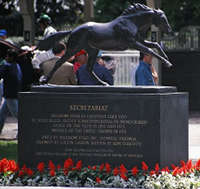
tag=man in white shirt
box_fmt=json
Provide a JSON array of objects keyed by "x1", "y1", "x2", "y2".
[{"x1": 32, "y1": 49, "x2": 54, "y2": 70}]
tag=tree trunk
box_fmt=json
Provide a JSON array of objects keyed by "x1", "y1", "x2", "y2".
[
  {"x1": 147, "y1": 0, "x2": 161, "y2": 9},
  {"x1": 147, "y1": 0, "x2": 162, "y2": 85},
  {"x1": 84, "y1": 0, "x2": 94, "y2": 22},
  {"x1": 19, "y1": 0, "x2": 35, "y2": 45}
]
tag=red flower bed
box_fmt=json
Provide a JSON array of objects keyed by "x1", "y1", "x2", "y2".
[{"x1": 0, "y1": 157, "x2": 200, "y2": 187}]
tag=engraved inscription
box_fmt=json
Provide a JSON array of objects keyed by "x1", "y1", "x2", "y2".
[{"x1": 32, "y1": 104, "x2": 148, "y2": 160}]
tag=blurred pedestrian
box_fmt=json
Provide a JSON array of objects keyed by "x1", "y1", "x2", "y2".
[
  {"x1": 96, "y1": 51, "x2": 105, "y2": 67},
  {"x1": 19, "y1": 45, "x2": 35, "y2": 91},
  {"x1": 0, "y1": 29, "x2": 13, "y2": 44},
  {"x1": 135, "y1": 52, "x2": 157, "y2": 85},
  {"x1": 0, "y1": 29, "x2": 14, "y2": 104},
  {"x1": 0, "y1": 49, "x2": 22, "y2": 136}
]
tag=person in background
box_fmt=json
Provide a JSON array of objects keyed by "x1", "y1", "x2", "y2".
[
  {"x1": 38, "y1": 14, "x2": 57, "y2": 39},
  {"x1": 73, "y1": 49, "x2": 88, "y2": 73},
  {"x1": 18, "y1": 45, "x2": 35, "y2": 91},
  {"x1": 151, "y1": 64, "x2": 158, "y2": 85},
  {"x1": 40, "y1": 42, "x2": 77, "y2": 85},
  {"x1": 0, "y1": 29, "x2": 13, "y2": 44},
  {"x1": 135, "y1": 52, "x2": 157, "y2": 86},
  {"x1": 0, "y1": 29, "x2": 13, "y2": 105},
  {"x1": 32, "y1": 48, "x2": 55, "y2": 70},
  {"x1": 101, "y1": 55, "x2": 116, "y2": 76},
  {"x1": 96, "y1": 51, "x2": 105, "y2": 67},
  {"x1": 32, "y1": 14, "x2": 57, "y2": 83},
  {"x1": 76, "y1": 50, "x2": 113, "y2": 85},
  {"x1": 31, "y1": 48, "x2": 55, "y2": 84},
  {"x1": 0, "y1": 49, "x2": 22, "y2": 136},
  {"x1": 96, "y1": 52, "x2": 115, "y2": 84}
]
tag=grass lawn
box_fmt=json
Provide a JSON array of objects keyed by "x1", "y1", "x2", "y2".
[{"x1": 0, "y1": 140, "x2": 17, "y2": 162}]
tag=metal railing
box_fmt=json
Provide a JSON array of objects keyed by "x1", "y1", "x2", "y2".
[{"x1": 161, "y1": 26, "x2": 200, "y2": 51}]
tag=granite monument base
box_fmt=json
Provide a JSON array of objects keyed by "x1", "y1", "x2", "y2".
[{"x1": 18, "y1": 85, "x2": 188, "y2": 169}]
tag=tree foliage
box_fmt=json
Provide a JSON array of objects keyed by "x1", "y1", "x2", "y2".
[
  {"x1": 94, "y1": 0, "x2": 200, "y2": 32},
  {"x1": 0, "y1": 0, "x2": 84, "y2": 36},
  {"x1": 0, "y1": 0, "x2": 23, "y2": 35},
  {"x1": 35, "y1": 0, "x2": 84, "y2": 27},
  {"x1": 1, "y1": 0, "x2": 200, "y2": 36},
  {"x1": 94, "y1": 0, "x2": 146, "y2": 22},
  {"x1": 161, "y1": 0, "x2": 200, "y2": 31},
  {"x1": 94, "y1": 0, "x2": 129, "y2": 22}
]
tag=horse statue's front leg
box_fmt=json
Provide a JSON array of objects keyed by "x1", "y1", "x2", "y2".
[
  {"x1": 91, "y1": 70, "x2": 110, "y2": 86},
  {"x1": 86, "y1": 48, "x2": 110, "y2": 86},
  {"x1": 132, "y1": 40, "x2": 172, "y2": 68},
  {"x1": 87, "y1": 61, "x2": 110, "y2": 86}
]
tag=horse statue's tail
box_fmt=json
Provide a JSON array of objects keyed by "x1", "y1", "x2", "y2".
[{"x1": 37, "y1": 30, "x2": 72, "y2": 51}]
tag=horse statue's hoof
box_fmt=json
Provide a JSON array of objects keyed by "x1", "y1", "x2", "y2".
[
  {"x1": 165, "y1": 60, "x2": 173, "y2": 68},
  {"x1": 102, "y1": 82, "x2": 110, "y2": 86},
  {"x1": 39, "y1": 75, "x2": 49, "y2": 85}
]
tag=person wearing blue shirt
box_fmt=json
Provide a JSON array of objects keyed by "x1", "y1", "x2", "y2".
[
  {"x1": 135, "y1": 53, "x2": 156, "y2": 86},
  {"x1": 77, "y1": 62, "x2": 113, "y2": 85},
  {"x1": 0, "y1": 49, "x2": 22, "y2": 135}
]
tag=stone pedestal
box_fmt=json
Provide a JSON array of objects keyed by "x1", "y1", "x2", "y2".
[{"x1": 18, "y1": 86, "x2": 188, "y2": 169}]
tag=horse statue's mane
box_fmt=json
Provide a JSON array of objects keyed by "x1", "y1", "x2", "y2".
[{"x1": 121, "y1": 3, "x2": 153, "y2": 16}]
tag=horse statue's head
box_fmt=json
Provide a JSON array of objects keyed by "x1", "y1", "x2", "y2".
[
  {"x1": 153, "y1": 9, "x2": 172, "y2": 34},
  {"x1": 121, "y1": 3, "x2": 172, "y2": 34}
]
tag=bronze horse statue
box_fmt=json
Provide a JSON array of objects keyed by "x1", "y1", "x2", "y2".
[{"x1": 38, "y1": 3, "x2": 172, "y2": 85}]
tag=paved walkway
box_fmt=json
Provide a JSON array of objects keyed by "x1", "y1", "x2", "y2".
[
  {"x1": 1, "y1": 113, "x2": 200, "y2": 161},
  {"x1": 0, "y1": 117, "x2": 17, "y2": 140},
  {"x1": 189, "y1": 112, "x2": 200, "y2": 161}
]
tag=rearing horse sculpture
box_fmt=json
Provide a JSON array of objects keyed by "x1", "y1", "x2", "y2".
[{"x1": 38, "y1": 3, "x2": 172, "y2": 85}]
